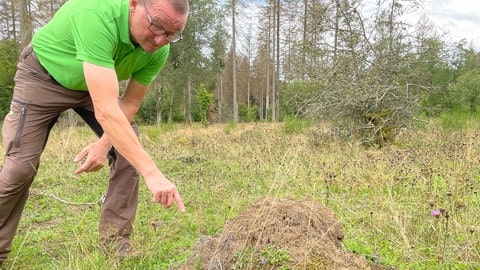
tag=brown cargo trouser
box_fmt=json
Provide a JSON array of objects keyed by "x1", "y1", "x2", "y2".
[{"x1": 0, "y1": 45, "x2": 139, "y2": 262}]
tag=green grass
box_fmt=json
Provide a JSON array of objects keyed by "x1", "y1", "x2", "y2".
[
  {"x1": 440, "y1": 110, "x2": 480, "y2": 130},
  {"x1": 0, "y1": 120, "x2": 479, "y2": 269}
]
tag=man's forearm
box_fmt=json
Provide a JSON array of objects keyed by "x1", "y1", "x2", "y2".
[
  {"x1": 97, "y1": 98, "x2": 140, "y2": 149},
  {"x1": 95, "y1": 102, "x2": 159, "y2": 178}
]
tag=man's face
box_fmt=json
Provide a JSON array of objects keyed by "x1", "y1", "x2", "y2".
[{"x1": 129, "y1": 0, "x2": 188, "y2": 53}]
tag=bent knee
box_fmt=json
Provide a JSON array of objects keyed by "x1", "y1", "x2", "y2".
[{"x1": 0, "y1": 160, "x2": 37, "y2": 192}]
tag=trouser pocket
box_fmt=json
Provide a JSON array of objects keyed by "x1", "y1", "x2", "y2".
[{"x1": 3, "y1": 99, "x2": 29, "y2": 149}]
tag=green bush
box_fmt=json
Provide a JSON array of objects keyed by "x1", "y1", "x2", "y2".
[
  {"x1": 282, "y1": 116, "x2": 311, "y2": 134},
  {"x1": 0, "y1": 39, "x2": 20, "y2": 118}
]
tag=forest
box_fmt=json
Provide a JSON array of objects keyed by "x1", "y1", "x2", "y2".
[{"x1": 1, "y1": 0, "x2": 480, "y2": 146}]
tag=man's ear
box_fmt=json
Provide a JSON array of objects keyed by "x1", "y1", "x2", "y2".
[{"x1": 130, "y1": 0, "x2": 139, "y2": 12}]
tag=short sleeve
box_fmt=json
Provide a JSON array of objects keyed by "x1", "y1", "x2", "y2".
[{"x1": 71, "y1": 10, "x2": 117, "y2": 68}]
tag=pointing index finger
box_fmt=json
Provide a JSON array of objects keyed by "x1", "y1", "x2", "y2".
[{"x1": 174, "y1": 190, "x2": 186, "y2": 212}]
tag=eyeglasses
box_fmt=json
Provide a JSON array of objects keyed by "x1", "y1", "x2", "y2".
[{"x1": 141, "y1": 1, "x2": 183, "y2": 43}]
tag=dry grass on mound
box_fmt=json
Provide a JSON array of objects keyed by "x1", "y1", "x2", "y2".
[{"x1": 180, "y1": 197, "x2": 385, "y2": 270}]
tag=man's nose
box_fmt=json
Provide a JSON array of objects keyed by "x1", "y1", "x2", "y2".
[{"x1": 154, "y1": 35, "x2": 168, "y2": 46}]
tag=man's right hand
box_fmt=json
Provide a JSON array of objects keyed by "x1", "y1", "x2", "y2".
[{"x1": 144, "y1": 175, "x2": 186, "y2": 212}]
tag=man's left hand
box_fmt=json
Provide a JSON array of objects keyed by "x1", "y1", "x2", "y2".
[{"x1": 74, "y1": 141, "x2": 110, "y2": 174}]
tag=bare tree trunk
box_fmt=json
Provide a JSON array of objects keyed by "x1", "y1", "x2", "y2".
[
  {"x1": 232, "y1": 0, "x2": 238, "y2": 123},
  {"x1": 265, "y1": 3, "x2": 272, "y2": 121},
  {"x1": 274, "y1": 0, "x2": 280, "y2": 122},
  {"x1": 247, "y1": 74, "x2": 251, "y2": 109},
  {"x1": 388, "y1": 0, "x2": 395, "y2": 53},
  {"x1": 302, "y1": 0, "x2": 308, "y2": 76},
  {"x1": 49, "y1": 0, "x2": 55, "y2": 18},
  {"x1": 333, "y1": 0, "x2": 340, "y2": 70},
  {"x1": 217, "y1": 74, "x2": 223, "y2": 122},
  {"x1": 265, "y1": 61, "x2": 270, "y2": 121},
  {"x1": 168, "y1": 87, "x2": 174, "y2": 123},
  {"x1": 10, "y1": 0, "x2": 17, "y2": 41},
  {"x1": 259, "y1": 85, "x2": 264, "y2": 120},
  {"x1": 19, "y1": 0, "x2": 32, "y2": 49},
  {"x1": 246, "y1": 36, "x2": 252, "y2": 110},
  {"x1": 156, "y1": 84, "x2": 163, "y2": 126},
  {"x1": 187, "y1": 77, "x2": 192, "y2": 124},
  {"x1": 271, "y1": 0, "x2": 276, "y2": 122},
  {"x1": 66, "y1": 110, "x2": 77, "y2": 127}
]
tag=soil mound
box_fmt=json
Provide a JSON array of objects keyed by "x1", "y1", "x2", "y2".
[{"x1": 180, "y1": 197, "x2": 384, "y2": 270}]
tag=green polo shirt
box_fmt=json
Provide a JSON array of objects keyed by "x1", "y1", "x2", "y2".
[{"x1": 32, "y1": 0, "x2": 169, "y2": 91}]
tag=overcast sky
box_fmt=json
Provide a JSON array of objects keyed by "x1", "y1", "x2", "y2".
[
  {"x1": 241, "y1": 0, "x2": 480, "y2": 50},
  {"x1": 414, "y1": 0, "x2": 480, "y2": 46}
]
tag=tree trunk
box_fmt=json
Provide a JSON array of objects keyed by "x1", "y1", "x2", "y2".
[
  {"x1": 302, "y1": 0, "x2": 308, "y2": 76},
  {"x1": 156, "y1": 83, "x2": 163, "y2": 126},
  {"x1": 10, "y1": 0, "x2": 17, "y2": 41},
  {"x1": 187, "y1": 77, "x2": 192, "y2": 124},
  {"x1": 333, "y1": 0, "x2": 340, "y2": 70},
  {"x1": 217, "y1": 74, "x2": 223, "y2": 122},
  {"x1": 168, "y1": 87, "x2": 175, "y2": 123},
  {"x1": 265, "y1": 3, "x2": 272, "y2": 121},
  {"x1": 19, "y1": 0, "x2": 32, "y2": 49},
  {"x1": 274, "y1": 0, "x2": 280, "y2": 122},
  {"x1": 271, "y1": 0, "x2": 276, "y2": 122},
  {"x1": 231, "y1": 0, "x2": 238, "y2": 123}
]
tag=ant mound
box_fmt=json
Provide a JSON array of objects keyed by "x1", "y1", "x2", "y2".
[{"x1": 180, "y1": 197, "x2": 384, "y2": 270}]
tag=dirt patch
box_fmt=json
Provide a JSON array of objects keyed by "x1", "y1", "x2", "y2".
[{"x1": 180, "y1": 197, "x2": 384, "y2": 269}]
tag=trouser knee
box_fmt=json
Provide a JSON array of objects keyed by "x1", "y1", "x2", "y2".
[{"x1": 0, "y1": 160, "x2": 37, "y2": 193}]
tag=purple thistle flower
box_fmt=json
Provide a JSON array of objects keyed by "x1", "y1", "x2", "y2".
[{"x1": 431, "y1": 209, "x2": 441, "y2": 218}]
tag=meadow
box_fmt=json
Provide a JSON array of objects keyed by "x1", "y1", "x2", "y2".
[{"x1": 0, "y1": 116, "x2": 479, "y2": 269}]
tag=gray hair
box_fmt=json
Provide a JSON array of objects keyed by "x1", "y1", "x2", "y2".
[{"x1": 168, "y1": 0, "x2": 189, "y2": 15}]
